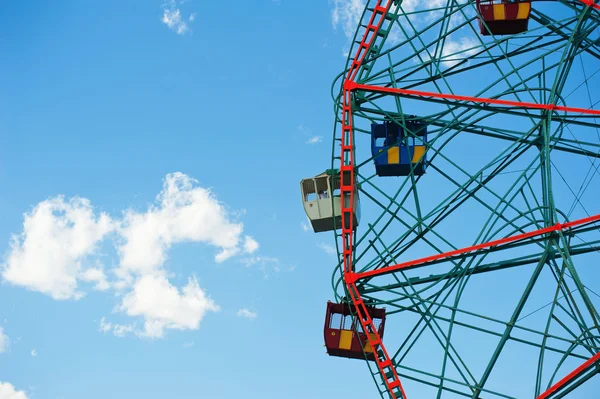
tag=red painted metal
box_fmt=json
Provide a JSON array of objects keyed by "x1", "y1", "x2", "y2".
[
  {"x1": 347, "y1": 82, "x2": 600, "y2": 116},
  {"x1": 580, "y1": 0, "x2": 600, "y2": 11},
  {"x1": 324, "y1": 301, "x2": 386, "y2": 360},
  {"x1": 536, "y1": 352, "x2": 600, "y2": 399},
  {"x1": 340, "y1": 1, "x2": 407, "y2": 398},
  {"x1": 337, "y1": 2, "x2": 599, "y2": 398},
  {"x1": 346, "y1": 213, "x2": 600, "y2": 284}
]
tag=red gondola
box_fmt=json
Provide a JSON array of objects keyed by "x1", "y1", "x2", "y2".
[
  {"x1": 477, "y1": 0, "x2": 531, "y2": 36},
  {"x1": 323, "y1": 301, "x2": 386, "y2": 360}
]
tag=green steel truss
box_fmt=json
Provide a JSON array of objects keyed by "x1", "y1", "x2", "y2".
[{"x1": 330, "y1": 1, "x2": 600, "y2": 398}]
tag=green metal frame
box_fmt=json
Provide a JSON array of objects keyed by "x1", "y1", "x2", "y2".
[{"x1": 330, "y1": 1, "x2": 600, "y2": 398}]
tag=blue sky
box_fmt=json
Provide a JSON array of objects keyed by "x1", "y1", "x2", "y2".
[
  {"x1": 0, "y1": 1, "x2": 378, "y2": 398},
  {"x1": 2, "y1": 1, "x2": 600, "y2": 398}
]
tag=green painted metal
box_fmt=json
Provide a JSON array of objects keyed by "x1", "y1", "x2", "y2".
[{"x1": 329, "y1": 1, "x2": 600, "y2": 398}]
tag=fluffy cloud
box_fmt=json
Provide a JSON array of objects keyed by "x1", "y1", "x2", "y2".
[
  {"x1": 305, "y1": 136, "x2": 322, "y2": 145},
  {"x1": 329, "y1": 0, "x2": 450, "y2": 53},
  {"x1": 161, "y1": 1, "x2": 195, "y2": 35},
  {"x1": 0, "y1": 382, "x2": 28, "y2": 399},
  {"x1": 99, "y1": 317, "x2": 113, "y2": 334},
  {"x1": 398, "y1": 0, "x2": 419, "y2": 12},
  {"x1": 0, "y1": 328, "x2": 8, "y2": 353},
  {"x1": 236, "y1": 308, "x2": 257, "y2": 320},
  {"x1": 117, "y1": 172, "x2": 254, "y2": 279},
  {"x1": 396, "y1": 0, "x2": 447, "y2": 17},
  {"x1": 80, "y1": 267, "x2": 110, "y2": 291},
  {"x1": 318, "y1": 242, "x2": 337, "y2": 255},
  {"x1": 4, "y1": 172, "x2": 263, "y2": 339},
  {"x1": 119, "y1": 275, "x2": 219, "y2": 338},
  {"x1": 239, "y1": 256, "x2": 281, "y2": 276},
  {"x1": 243, "y1": 236, "x2": 259, "y2": 254},
  {"x1": 439, "y1": 36, "x2": 478, "y2": 68},
  {"x1": 2, "y1": 197, "x2": 114, "y2": 300},
  {"x1": 99, "y1": 317, "x2": 136, "y2": 338},
  {"x1": 331, "y1": 0, "x2": 366, "y2": 41},
  {"x1": 301, "y1": 221, "x2": 310, "y2": 232},
  {"x1": 391, "y1": 1, "x2": 478, "y2": 68},
  {"x1": 331, "y1": 0, "x2": 478, "y2": 68},
  {"x1": 100, "y1": 274, "x2": 221, "y2": 340},
  {"x1": 297, "y1": 125, "x2": 322, "y2": 145}
]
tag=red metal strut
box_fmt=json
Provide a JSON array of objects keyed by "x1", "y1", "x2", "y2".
[
  {"x1": 580, "y1": 0, "x2": 600, "y2": 11},
  {"x1": 536, "y1": 352, "x2": 600, "y2": 399},
  {"x1": 345, "y1": 213, "x2": 600, "y2": 283},
  {"x1": 346, "y1": 82, "x2": 600, "y2": 116},
  {"x1": 340, "y1": 1, "x2": 408, "y2": 398},
  {"x1": 339, "y1": 1, "x2": 600, "y2": 399}
]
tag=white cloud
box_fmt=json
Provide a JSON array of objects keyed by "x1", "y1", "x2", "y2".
[
  {"x1": 318, "y1": 242, "x2": 337, "y2": 255},
  {"x1": 329, "y1": 0, "x2": 442, "y2": 55},
  {"x1": 0, "y1": 328, "x2": 8, "y2": 353},
  {"x1": 118, "y1": 274, "x2": 219, "y2": 339},
  {"x1": 387, "y1": 26, "x2": 403, "y2": 46},
  {"x1": 236, "y1": 308, "x2": 257, "y2": 320},
  {"x1": 161, "y1": 1, "x2": 194, "y2": 35},
  {"x1": 214, "y1": 247, "x2": 240, "y2": 263},
  {"x1": 99, "y1": 317, "x2": 112, "y2": 333},
  {"x1": 399, "y1": 0, "x2": 419, "y2": 13},
  {"x1": 112, "y1": 323, "x2": 136, "y2": 338},
  {"x1": 30, "y1": 349, "x2": 37, "y2": 357},
  {"x1": 440, "y1": 36, "x2": 478, "y2": 68},
  {"x1": 0, "y1": 381, "x2": 28, "y2": 399},
  {"x1": 301, "y1": 221, "x2": 310, "y2": 232},
  {"x1": 2, "y1": 197, "x2": 114, "y2": 300},
  {"x1": 80, "y1": 267, "x2": 110, "y2": 291},
  {"x1": 182, "y1": 340, "x2": 195, "y2": 348},
  {"x1": 99, "y1": 318, "x2": 137, "y2": 338},
  {"x1": 393, "y1": 1, "x2": 478, "y2": 69},
  {"x1": 331, "y1": 0, "x2": 366, "y2": 41},
  {"x1": 4, "y1": 172, "x2": 263, "y2": 340},
  {"x1": 162, "y1": 9, "x2": 188, "y2": 35},
  {"x1": 240, "y1": 256, "x2": 281, "y2": 275},
  {"x1": 243, "y1": 236, "x2": 259, "y2": 254},
  {"x1": 117, "y1": 172, "x2": 250, "y2": 279},
  {"x1": 297, "y1": 125, "x2": 322, "y2": 145},
  {"x1": 398, "y1": 0, "x2": 446, "y2": 18},
  {"x1": 305, "y1": 136, "x2": 322, "y2": 145},
  {"x1": 425, "y1": 0, "x2": 451, "y2": 22}
]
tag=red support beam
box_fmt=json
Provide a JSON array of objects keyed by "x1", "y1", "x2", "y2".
[
  {"x1": 340, "y1": 1, "x2": 407, "y2": 398},
  {"x1": 536, "y1": 352, "x2": 600, "y2": 399},
  {"x1": 337, "y1": 2, "x2": 598, "y2": 399},
  {"x1": 346, "y1": 82, "x2": 600, "y2": 116},
  {"x1": 579, "y1": 0, "x2": 600, "y2": 11},
  {"x1": 345, "y1": 213, "x2": 600, "y2": 284}
]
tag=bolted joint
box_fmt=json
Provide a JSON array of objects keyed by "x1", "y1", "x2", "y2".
[
  {"x1": 344, "y1": 80, "x2": 358, "y2": 91},
  {"x1": 344, "y1": 272, "x2": 359, "y2": 284}
]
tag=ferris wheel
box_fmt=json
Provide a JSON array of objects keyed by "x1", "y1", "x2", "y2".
[{"x1": 301, "y1": 0, "x2": 600, "y2": 398}]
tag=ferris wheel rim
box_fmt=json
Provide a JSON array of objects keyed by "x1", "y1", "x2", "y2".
[{"x1": 327, "y1": 1, "x2": 600, "y2": 398}]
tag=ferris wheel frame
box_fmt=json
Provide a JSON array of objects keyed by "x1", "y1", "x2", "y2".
[{"x1": 326, "y1": 1, "x2": 600, "y2": 398}]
